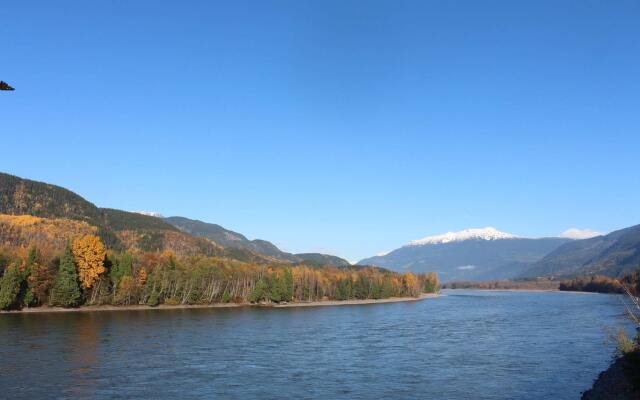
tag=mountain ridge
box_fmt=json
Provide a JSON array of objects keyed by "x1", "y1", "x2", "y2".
[
  {"x1": 164, "y1": 216, "x2": 350, "y2": 266},
  {"x1": 359, "y1": 228, "x2": 571, "y2": 281},
  {"x1": 0, "y1": 172, "x2": 349, "y2": 266},
  {"x1": 520, "y1": 224, "x2": 640, "y2": 278}
]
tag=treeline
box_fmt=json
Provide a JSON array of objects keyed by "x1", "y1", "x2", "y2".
[
  {"x1": 559, "y1": 276, "x2": 624, "y2": 294},
  {"x1": 0, "y1": 235, "x2": 439, "y2": 310},
  {"x1": 559, "y1": 271, "x2": 640, "y2": 295},
  {"x1": 443, "y1": 278, "x2": 560, "y2": 291}
]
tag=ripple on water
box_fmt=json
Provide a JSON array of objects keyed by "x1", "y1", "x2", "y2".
[{"x1": 0, "y1": 290, "x2": 634, "y2": 400}]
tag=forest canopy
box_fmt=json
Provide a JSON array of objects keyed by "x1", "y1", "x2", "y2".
[{"x1": 0, "y1": 234, "x2": 439, "y2": 310}]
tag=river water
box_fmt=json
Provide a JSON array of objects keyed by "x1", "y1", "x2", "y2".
[{"x1": 0, "y1": 290, "x2": 632, "y2": 399}]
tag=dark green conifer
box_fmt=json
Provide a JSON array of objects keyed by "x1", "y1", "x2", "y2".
[
  {"x1": 0, "y1": 264, "x2": 23, "y2": 310},
  {"x1": 50, "y1": 246, "x2": 81, "y2": 307}
]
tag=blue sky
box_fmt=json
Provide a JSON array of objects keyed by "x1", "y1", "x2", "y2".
[{"x1": 1, "y1": 1, "x2": 639, "y2": 262}]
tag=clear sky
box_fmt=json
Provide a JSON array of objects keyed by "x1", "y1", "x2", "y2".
[{"x1": 1, "y1": 1, "x2": 639, "y2": 262}]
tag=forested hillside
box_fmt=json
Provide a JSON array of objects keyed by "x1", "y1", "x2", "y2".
[
  {"x1": 0, "y1": 172, "x2": 102, "y2": 225},
  {"x1": 0, "y1": 173, "x2": 283, "y2": 262},
  {"x1": 521, "y1": 224, "x2": 640, "y2": 278},
  {"x1": 0, "y1": 172, "x2": 439, "y2": 310}
]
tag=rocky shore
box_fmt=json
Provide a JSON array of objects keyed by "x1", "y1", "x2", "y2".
[{"x1": 582, "y1": 355, "x2": 638, "y2": 399}]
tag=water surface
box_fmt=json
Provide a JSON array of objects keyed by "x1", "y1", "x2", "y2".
[{"x1": 0, "y1": 290, "x2": 632, "y2": 399}]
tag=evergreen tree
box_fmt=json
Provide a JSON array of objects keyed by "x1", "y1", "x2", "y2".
[
  {"x1": 147, "y1": 290, "x2": 160, "y2": 306},
  {"x1": 381, "y1": 277, "x2": 394, "y2": 298},
  {"x1": 248, "y1": 278, "x2": 268, "y2": 303},
  {"x1": 22, "y1": 246, "x2": 40, "y2": 307},
  {"x1": 371, "y1": 279, "x2": 382, "y2": 299},
  {"x1": 0, "y1": 264, "x2": 24, "y2": 310},
  {"x1": 50, "y1": 246, "x2": 81, "y2": 307},
  {"x1": 110, "y1": 252, "x2": 132, "y2": 286},
  {"x1": 423, "y1": 279, "x2": 438, "y2": 293},
  {"x1": 109, "y1": 252, "x2": 133, "y2": 303},
  {"x1": 354, "y1": 276, "x2": 369, "y2": 299},
  {"x1": 269, "y1": 274, "x2": 283, "y2": 303},
  {"x1": 336, "y1": 279, "x2": 353, "y2": 300},
  {"x1": 282, "y1": 269, "x2": 294, "y2": 302}
]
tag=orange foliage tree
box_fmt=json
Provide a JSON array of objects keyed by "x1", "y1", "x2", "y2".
[
  {"x1": 71, "y1": 235, "x2": 106, "y2": 289},
  {"x1": 136, "y1": 268, "x2": 147, "y2": 287},
  {"x1": 403, "y1": 272, "x2": 420, "y2": 297}
]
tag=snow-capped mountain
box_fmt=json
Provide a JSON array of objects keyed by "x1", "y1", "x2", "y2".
[
  {"x1": 408, "y1": 227, "x2": 518, "y2": 246},
  {"x1": 358, "y1": 228, "x2": 569, "y2": 282}
]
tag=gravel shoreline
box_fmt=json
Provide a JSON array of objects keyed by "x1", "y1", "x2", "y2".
[{"x1": 0, "y1": 293, "x2": 440, "y2": 314}]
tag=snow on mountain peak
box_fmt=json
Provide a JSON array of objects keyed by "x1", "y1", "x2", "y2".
[
  {"x1": 407, "y1": 227, "x2": 518, "y2": 246},
  {"x1": 133, "y1": 211, "x2": 164, "y2": 218}
]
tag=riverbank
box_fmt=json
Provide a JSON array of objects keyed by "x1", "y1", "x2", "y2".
[
  {"x1": 450, "y1": 288, "x2": 558, "y2": 292},
  {"x1": 582, "y1": 355, "x2": 638, "y2": 399},
  {"x1": 480, "y1": 289, "x2": 599, "y2": 294},
  {"x1": 443, "y1": 279, "x2": 561, "y2": 291},
  {"x1": 0, "y1": 293, "x2": 439, "y2": 314},
  {"x1": 273, "y1": 293, "x2": 439, "y2": 307}
]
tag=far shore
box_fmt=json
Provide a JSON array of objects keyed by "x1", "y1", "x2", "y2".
[
  {"x1": 273, "y1": 293, "x2": 440, "y2": 308},
  {"x1": 451, "y1": 288, "x2": 558, "y2": 292},
  {"x1": 0, "y1": 293, "x2": 440, "y2": 315},
  {"x1": 444, "y1": 288, "x2": 602, "y2": 294}
]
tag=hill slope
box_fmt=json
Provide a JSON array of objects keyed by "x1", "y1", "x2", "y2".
[
  {"x1": 0, "y1": 214, "x2": 97, "y2": 253},
  {"x1": 0, "y1": 172, "x2": 180, "y2": 234},
  {"x1": 359, "y1": 228, "x2": 570, "y2": 282},
  {"x1": 164, "y1": 216, "x2": 350, "y2": 266},
  {"x1": 0, "y1": 173, "x2": 260, "y2": 259},
  {"x1": 0, "y1": 172, "x2": 102, "y2": 225},
  {"x1": 520, "y1": 224, "x2": 640, "y2": 278},
  {"x1": 0, "y1": 172, "x2": 350, "y2": 265}
]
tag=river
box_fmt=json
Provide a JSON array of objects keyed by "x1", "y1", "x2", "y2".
[{"x1": 0, "y1": 290, "x2": 632, "y2": 399}]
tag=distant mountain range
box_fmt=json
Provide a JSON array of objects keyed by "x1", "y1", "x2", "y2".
[
  {"x1": 0, "y1": 172, "x2": 350, "y2": 266},
  {"x1": 519, "y1": 224, "x2": 640, "y2": 278},
  {"x1": 358, "y1": 228, "x2": 571, "y2": 282},
  {"x1": 359, "y1": 225, "x2": 640, "y2": 281}
]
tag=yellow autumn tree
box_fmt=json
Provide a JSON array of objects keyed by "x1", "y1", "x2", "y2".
[
  {"x1": 71, "y1": 235, "x2": 106, "y2": 289},
  {"x1": 403, "y1": 272, "x2": 420, "y2": 297}
]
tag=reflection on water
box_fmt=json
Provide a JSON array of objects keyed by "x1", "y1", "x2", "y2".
[
  {"x1": 68, "y1": 314, "x2": 99, "y2": 398},
  {"x1": 0, "y1": 291, "x2": 633, "y2": 400}
]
